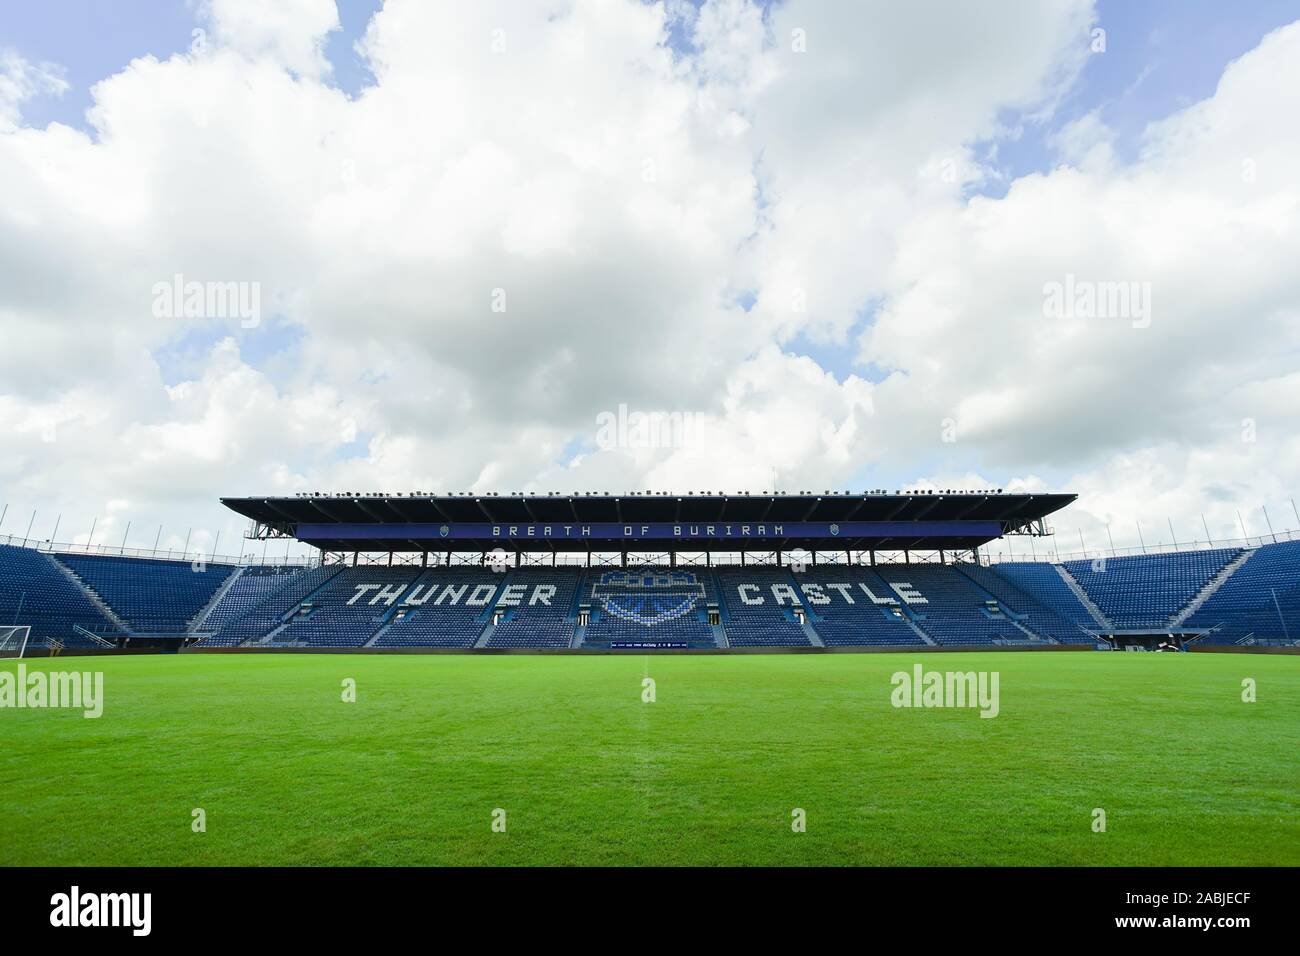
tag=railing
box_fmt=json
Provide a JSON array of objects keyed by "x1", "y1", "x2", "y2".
[
  {"x1": 0, "y1": 533, "x2": 321, "y2": 568},
  {"x1": 979, "y1": 527, "x2": 1300, "y2": 566},
  {"x1": 72, "y1": 624, "x2": 120, "y2": 648},
  {"x1": 4, "y1": 526, "x2": 1299, "y2": 569}
]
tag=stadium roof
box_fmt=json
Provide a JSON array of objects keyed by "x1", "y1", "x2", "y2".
[{"x1": 221, "y1": 491, "x2": 1076, "y2": 553}]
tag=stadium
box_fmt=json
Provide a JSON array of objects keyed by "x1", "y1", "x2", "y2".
[
  {"x1": 3, "y1": 490, "x2": 1298, "y2": 654},
  {"x1": 3, "y1": 488, "x2": 1296, "y2": 872},
  {"x1": 4, "y1": 0, "x2": 1300, "y2": 935}
]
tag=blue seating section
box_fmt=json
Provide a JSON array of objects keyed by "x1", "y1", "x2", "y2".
[
  {"x1": 199, "y1": 564, "x2": 342, "y2": 646},
  {"x1": 1064, "y1": 549, "x2": 1239, "y2": 628},
  {"x1": 987, "y1": 561, "x2": 1102, "y2": 640},
  {"x1": 486, "y1": 568, "x2": 582, "y2": 648},
  {"x1": 789, "y1": 567, "x2": 926, "y2": 646},
  {"x1": 0, "y1": 544, "x2": 117, "y2": 647},
  {"x1": 199, "y1": 565, "x2": 302, "y2": 631},
  {"x1": 57, "y1": 553, "x2": 235, "y2": 632},
  {"x1": 956, "y1": 563, "x2": 1098, "y2": 644},
  {"x1": 4, "y1": 540, "x2": 1297, "y2": 649},
  {"x1": 274, "y1": 568, "x2": 421, "y2": 647},
  {"x1": 1188, "y1": 542, "x2": 1300, "y2": 643},
  {"x1": 716, "y1": 567, "x2": 812, "y2": 646},
  {"x1": 581, "y1": 568, "x2": 719, "y2": 647},
  {"x1": 374, "y1": 568, "x2": 502, "y2": 647},
  {"x1": 874, "y1": 565, "x2": 1025, "y2": 646}
]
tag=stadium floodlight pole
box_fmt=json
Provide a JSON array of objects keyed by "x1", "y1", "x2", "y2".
[{"x1": 1273, "y1": 589, "x2": 1291, "y2": 641}]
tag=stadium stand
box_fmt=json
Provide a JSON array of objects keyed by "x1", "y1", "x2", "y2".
[
  {"x1": 989, "y1": 562, "x2": 1105, "y2": 640},
  {"x1": 870, "y1": 565, "x2": 1027, "y2": 646},
  {"x1": 4, "y1": 532, "x2": 1297, "y2": 651},
  {"x1": 0, "y1": 544, "x2": 118, "y2": 647},
  {"x1": 1063, "y1": 549, "x2": 1241, "y2": 629},
  {"x1": 197, "y1": 565, "x2": 303, "y2": 632},
  {"x1": 271, "y1": 567, "x2": 421, "y2": 647},
  {"x1": 484, "y1": 567, "x2": 583, "y2": 648},
  {"x1": 715, "y1": 567, "x2": 813, "y2": 646},
  {"x1": 56, "y1": 553, "x2": 236, "y2": 632},
  {"x1": 786, "y1": 566, "x2": 927, "y2": 646},
  {"x1": 372, "y1": 568, "x2": 502, "y2": 647},
  {"x1": 199, "y1": 564, "x2": 341, "y2": 647},
  {"x1": 1187, "y1": 541, "x2": 1300, "y2": 643},
  {"x1": 955, "y1": 562, "x2": 1099, "y2": 644},
  {"x1": 581, "y1": 568, "x2": 719, "y2": 647}
]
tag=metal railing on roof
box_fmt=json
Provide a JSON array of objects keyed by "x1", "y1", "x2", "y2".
[
  {"x1": 979, "y1": 528, "x2": 1300, "y2": 566},
  {"x1": 0, "y1": 533, "x2": 320, "y2": 568}
]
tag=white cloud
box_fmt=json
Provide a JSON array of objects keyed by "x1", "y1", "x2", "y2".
[
  {"x1": 0, "y1": 49, "x2": 68, "y2": 129},
  {"x1": 202, "y1": 0, "x2": 340, "y2": 80},
  {"x1": 0, "y1": 1, "x2": 1296, "y2": 556}
]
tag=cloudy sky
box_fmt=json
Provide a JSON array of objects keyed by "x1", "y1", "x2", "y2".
[{"x1": 1, "y1": 0, "x2": 1298, "y2": 561}]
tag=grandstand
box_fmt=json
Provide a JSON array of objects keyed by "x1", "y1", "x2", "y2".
[
  {"x1": 583, "y1": 569, "x2": 720, "y2": 648},
  {"x1": 0, "y1": 491, "x2": 1296, "y2": 652}
]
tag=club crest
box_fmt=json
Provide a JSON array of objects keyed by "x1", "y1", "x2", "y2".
[{"x1": 591, "y1": 570, "x2": 707, "y2": 625}]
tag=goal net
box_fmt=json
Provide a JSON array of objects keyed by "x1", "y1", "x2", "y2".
[{"x1": 0, "y1": 626, "x2": 32, "y2": 659}]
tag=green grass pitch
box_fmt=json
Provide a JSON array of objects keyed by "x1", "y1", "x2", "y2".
[{"x1": 2, "y1": 651, "x2": 1297, "y2": 866}]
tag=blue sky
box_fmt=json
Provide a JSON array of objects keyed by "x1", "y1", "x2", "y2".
[
  {"x1": 2, "y1": 0, "x2": 382, "y2": 128},
  {"x1": 9, "y1": 1, "x2": 1300, "y2": 143}
]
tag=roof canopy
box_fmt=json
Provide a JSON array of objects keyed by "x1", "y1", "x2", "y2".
[{"x1": 221, "y1": 492, "x2": 1075, "y2": 553}]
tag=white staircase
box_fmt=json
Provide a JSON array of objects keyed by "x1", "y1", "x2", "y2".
[
  {"x1": 190, "y1": 566, "x2": 245, "y2": 630},
  {"x1": 47, "y1": 554, "x2": 132, "y2": 633},
  {"x1": 907, "y1": 619, "x2": 937, "y2": 646},
  {"x1": 1170, "y1": 548, "x2": 1254, "y2": 626},
  {"x1": 1008, "y1": 617, "x2": 1055, "y2": 643},
  {"x1": 1055, "y1": 564, "x2": 1111, "y2": 630}
]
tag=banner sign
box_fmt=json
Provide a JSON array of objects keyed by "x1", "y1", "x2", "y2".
[{"x1": 293, "y1": 520, "x2": 1003, "y2": 542}]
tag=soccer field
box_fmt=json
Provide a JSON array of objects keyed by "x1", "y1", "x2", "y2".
[{"x1": 2, "y1": 652, "x2": 1297, "y2": 866}]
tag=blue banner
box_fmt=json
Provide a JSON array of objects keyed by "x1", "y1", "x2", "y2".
[{"x1": 294, "y1": 520, "x2": 1003, "y2": 542}]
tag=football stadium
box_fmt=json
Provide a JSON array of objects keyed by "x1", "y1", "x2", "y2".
[
  {"x1": 2, "y1": 489, "x2": 1297, "y2": 873},
  {"x1": 4, "y1": 0, "x2": 1300, "y2": 938},
  {"x1": 4, "y1": 490, "x2": 1299, "y2": 654}
]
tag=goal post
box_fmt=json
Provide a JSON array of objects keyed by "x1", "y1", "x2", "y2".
[{"x1": 0, "y1": 626, "x2": 32, "y2": 659}]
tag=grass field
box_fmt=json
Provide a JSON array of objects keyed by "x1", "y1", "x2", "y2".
[{"x1": 2, "y1": 651, "x2": 1297, "y2": 866}]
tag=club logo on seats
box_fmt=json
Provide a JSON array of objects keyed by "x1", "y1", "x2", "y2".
[{"x1": 592, "y1": 570, "x2": 706, "y2": 625}]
